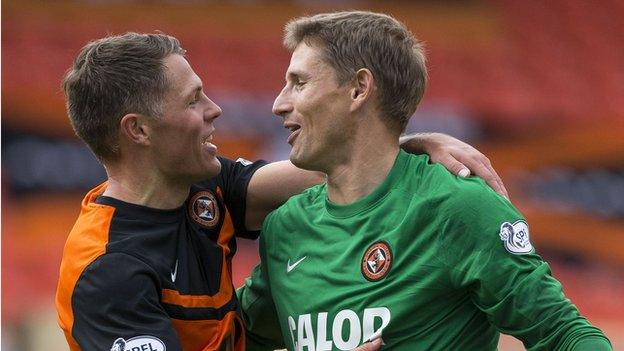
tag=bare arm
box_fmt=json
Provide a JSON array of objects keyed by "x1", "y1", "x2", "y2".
[
  {"x1": 245, "y1": 133, "x2": 508, "y2": 230},
  {"x1": 245, "y1": 160, "x2": 325, "y2": 230}
]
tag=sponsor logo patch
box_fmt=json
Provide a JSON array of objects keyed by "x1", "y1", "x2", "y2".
[
  {"x1": 189, "y1": 191, "x2": 220, "y2": 228},
  {"x1": 499, "y1": 220, "x2": 533, "y2": 254},
  {"x1": 361, "y1": 241, "x2": 392, "y2": 281},
  {"x1": 110, "y1": 336, "x2": 165, "y2": 351}
]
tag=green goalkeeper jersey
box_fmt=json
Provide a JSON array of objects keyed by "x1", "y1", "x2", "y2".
[{"x1": 239, "y1": 151, "x2": 611, "y2": 351}]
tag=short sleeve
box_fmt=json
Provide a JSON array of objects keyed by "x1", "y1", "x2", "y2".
[
  {"x1": 71, "y1": 253, "x2": 182, "y2": 351},
  {"x1": 216, "y1": 157, "x2": 268, "y2": 239}
]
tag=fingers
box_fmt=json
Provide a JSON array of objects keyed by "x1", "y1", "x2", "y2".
[
  {"x1": 351, "y1": 338, "x2": 382, "y2": 351},
  {"x1": 464, "y1": 156, "x2": 509, "y2": 199},
  {"x1": 458, "y1": 168, "x2": 471, "y2": 178},
  {"x1": 425, "y1": 137, "x2": 510, "y2": 199},
  {"x1": 441, "y1": 151, "x2": 510, "y2": 200},
  {"x1": 437, "y1": 154, "x2": 470, "y2": 179},
  {"x1": 487, "y1": 164, "x2": 509, "y2": 199}
]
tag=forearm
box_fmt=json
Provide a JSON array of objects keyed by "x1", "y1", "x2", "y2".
[
  {"x1": 472, "y1": 260, "x2": 611, "y2": 349},
  {"x1": 472, "y1": 261, "x2": 611, "y2": 350},
  {"x1": 245, "y1": 160, "x2": 325, "y2": 230},
  {"x1": 570, "y1": 336, "x2": 612, "y2": 350}
]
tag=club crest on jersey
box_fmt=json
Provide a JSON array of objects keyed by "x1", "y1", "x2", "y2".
[
  {"x1": 499, "y1": 220, "x2": 533, "y2": 254},
  {"x1": 189, "y1": 191, "x2": 220, "y2": 228},
  {"x1": 110, "y1": 336, "x2": 165, "y2": 351},
  {"x1": 361, "y1": 241, "x2": 393, "y2": 281}
]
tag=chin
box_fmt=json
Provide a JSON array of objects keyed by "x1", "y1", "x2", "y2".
[
  {"x1": 290, "y1": 151, "x2": 321, "y2": 172},
  {"x1": 206, "y1": 157, "x2": 222, "y2": 176},
  {"x1": 194, "y1": 157, "x2": 222, "y2": 181},
  {"x1": 289, "y1": 150, "x2": 306, "y2": 169},
  {"x1": 289, "y1": 156, "x2": 305, "y2": 170}
]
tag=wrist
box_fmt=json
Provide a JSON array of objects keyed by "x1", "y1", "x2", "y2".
[{"x1": 400, "y1": 132, "x2": 435, "y2": 154}]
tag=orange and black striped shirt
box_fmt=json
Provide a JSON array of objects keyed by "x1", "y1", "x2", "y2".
[{"x1": 56, "y1": 157, "x2": 266, "y2": 351}]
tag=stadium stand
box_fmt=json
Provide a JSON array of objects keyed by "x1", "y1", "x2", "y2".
[{"x1": 2, "y1": 1, "x2": 622, "y2": 349}]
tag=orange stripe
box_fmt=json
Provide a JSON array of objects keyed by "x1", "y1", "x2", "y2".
[
  {"x1": 171, "y1": 311, "x2": 245, "y2": 351},
  {"x1": 221, "y1": 207, "x2": 235, "y2": 289},
  {"x1": 216, "y1": 186, "x2": 235, "y2": 255},
  {"x1": 161, "y1": 286, "x2": 233, "y2": 309},
  {"x1": 55, "y1": 182, "x2": 114, "y2": 351}
]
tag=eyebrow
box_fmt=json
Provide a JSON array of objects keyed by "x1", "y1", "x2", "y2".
[
  {"x1": 183, "y1": 85, "x2": 202, "y2": 100},
  {"x1": 286, "y1": 70, "x2": 309, "y2": 81}
]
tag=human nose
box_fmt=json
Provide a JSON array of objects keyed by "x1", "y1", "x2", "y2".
[
  {"x1": 272, "y1": 86, "x2": 293, "y2": 118},
  {"x1": 204, "y1": 96, "x2": 222, "y2": 121}
]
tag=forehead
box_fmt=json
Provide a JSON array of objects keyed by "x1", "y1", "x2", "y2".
[
  {"x1": 287, "y1": 42, "x2": 332, "y2": 76},
  {"x1": 163, "y1": 54, "x2": 202, "y2": 93}
]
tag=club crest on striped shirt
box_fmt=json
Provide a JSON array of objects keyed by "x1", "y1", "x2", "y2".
[
  {"x1": 189, "y1": 191, "x2": 220, "y2": 228},
  {"x1": 361, "y1": 241, "x2": 393, "y2": 281},
  {"x1": 499, "y1": 220, "x2": 533, "y2": 254}
]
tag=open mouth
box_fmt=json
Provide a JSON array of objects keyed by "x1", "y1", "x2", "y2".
[
  {"x1": 284, "y1": 123, "x2": 301, "y2": 145},
  {"x1": 202, "y1": 134, "x2": 218, "y2": 154}
]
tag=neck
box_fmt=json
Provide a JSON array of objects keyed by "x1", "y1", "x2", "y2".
[
  {"x1": 102, "y1": 161, "x2": 190, "y2": 210},
  {"x1": 326, "y1": 119, "x2": 400, "y2": 205}
]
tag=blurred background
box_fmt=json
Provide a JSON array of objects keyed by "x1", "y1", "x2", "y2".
[{"x1": 2, "y1": 0, "x2": 623, "y2": 350}]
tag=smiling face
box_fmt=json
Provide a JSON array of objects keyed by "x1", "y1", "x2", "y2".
[
  {"x1": 147, "y1": 54, "x2": 222, "y2": 183},
  {"x1": 272, "y1": 42, "x2": 355, "y2": 172}
]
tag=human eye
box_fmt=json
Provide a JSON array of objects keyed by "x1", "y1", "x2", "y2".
[
  {"x1": 294, "y1": 78, "x2": 306, "y2": 90},
  {"x1": 188, "y1": 91, "x2": 201, "y2": 106}
]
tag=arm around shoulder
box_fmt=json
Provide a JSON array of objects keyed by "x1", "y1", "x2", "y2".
[
  {"x1": 245, "y1": 160, "x2": 324, "y2": 231},
  {"x1": 400, "y1": 132, "x2": 508, "y2": 198}
]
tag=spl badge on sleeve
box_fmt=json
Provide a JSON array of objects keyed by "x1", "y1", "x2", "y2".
[
  {"x1": 110, "y1": 336, "x2": 165, "y2": 351},
  {"x1": 499, "y1": 220, "x2": 533, "y2": 254}
]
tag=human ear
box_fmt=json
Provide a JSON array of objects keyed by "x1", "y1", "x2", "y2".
[
  {"x1": 350, "y1": 68, "x2": 375, "y2": 111},
  {"x1": 119, "y1": 113, "x2": 151, "y2": 146}
]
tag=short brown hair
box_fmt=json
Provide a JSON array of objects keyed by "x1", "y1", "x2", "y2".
[
  {"x1": 284, "y1": 11, "x2": 427, "y2": 133},
  {"x1": 62, "y1": 32, "x2": 185, "y2": 161}
]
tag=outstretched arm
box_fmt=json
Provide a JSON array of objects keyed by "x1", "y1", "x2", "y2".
[
  {"x1": 245, "y1": 133, "x2": 508, "y2": 230},
  {"x1": 245, "y1": 160, "x2": 325, "y2": 231}
]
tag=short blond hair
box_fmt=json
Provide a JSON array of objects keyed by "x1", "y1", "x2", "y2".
[{"x1": 284, "y1": 11, "x2": 427, "y2": 133}]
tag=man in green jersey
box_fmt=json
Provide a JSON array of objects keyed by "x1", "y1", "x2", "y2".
[{"x1": 238, "y1": 11, "x2": 612, "y2": 351}]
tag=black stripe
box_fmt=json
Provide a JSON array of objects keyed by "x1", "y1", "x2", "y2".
[{"x1": 162, "y1": 294, "x2": 239, "y2": 321}]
